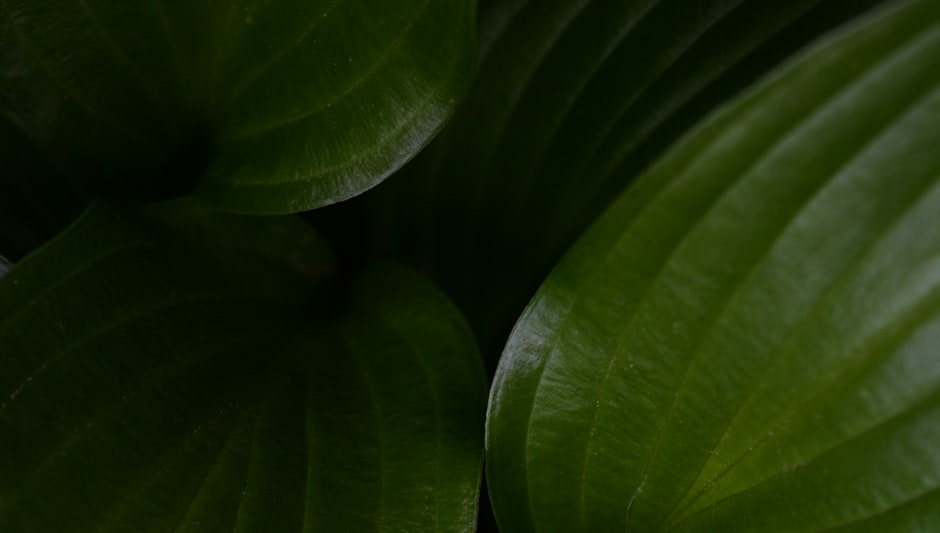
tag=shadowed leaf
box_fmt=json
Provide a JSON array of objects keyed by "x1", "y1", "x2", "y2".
[{"x1": 0, "y1": 200, "x2": 486, "y2": 531}]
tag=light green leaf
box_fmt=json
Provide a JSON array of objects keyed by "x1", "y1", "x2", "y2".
[
  {"x1": 0, "y1": 201, "x2": 486, "y2": 531},
  {"x1": 487, "y1": 0, "x2": 940, "y2": 530},
  {"x1": 367, "y1": 0, "x2": 888, "y2": 358},
  {"x1": 0, "y1": 0, "x2": 475, "y2": 213}
]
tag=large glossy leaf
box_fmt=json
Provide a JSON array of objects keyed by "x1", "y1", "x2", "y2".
[
  {"x1": 487, "y1": 0, "x2": 940, "y2": 530},
  {"x1": 367, "y1": 0, "x2": 888, "y2": 359},
  {"x1": 0, "y1": 0, "x2": 475, "y2": 213},
  {"x1": 0, "y1": 201, "x2": 486, "y2": 531}
]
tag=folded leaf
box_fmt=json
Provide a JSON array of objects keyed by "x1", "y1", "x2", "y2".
[
  {"x1": 0, "y1": 0, "x2": 475, "y2": 213},
  {"x1": 0, "y1": 201, "x2": 486, "y2": 531},
  {"x1": 487, "y1": 0, "x2": 940, "y2": 530}
]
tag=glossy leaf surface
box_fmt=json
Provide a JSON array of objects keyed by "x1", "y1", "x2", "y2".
[
  {"x1": 368, "y1": 0, "x2": 887, "y2": 358},
  {"x1": 0, "y1": 0, "x2": 475, "y2": 213},
  {"x1": 0, "y1": 201, "x2": 486, "y2": 531},
  {"x1": 487, "y1": 0, "x2": 940, "y2": 530}
]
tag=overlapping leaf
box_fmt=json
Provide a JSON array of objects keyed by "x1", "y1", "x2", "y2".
[
  {"x1": 368, "y1": 0, "x2": 888, "y2": 359},
  {"x1": 487, "y1": 0, "x2": 940, "y2": 530},
  {"x1": 0, "y1": 200, "x2": 486, "y2": 531},
  {"x1": 0, "y1": 0, "x2": 475, "y2": 213}
]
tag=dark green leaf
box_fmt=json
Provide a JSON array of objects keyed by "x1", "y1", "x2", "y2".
[
  {"x1": 0, "y1": 0, "x2": 475, "y2": 213},
  {"x1": 487, "y1": 0, "x2": 940, "y2": 530},
  {"x1": 367, "y1": 0, "x2": 889, "y2": 359},
  {"x1": 0, "y1": 201, "x2": 486, "y2": 531}
]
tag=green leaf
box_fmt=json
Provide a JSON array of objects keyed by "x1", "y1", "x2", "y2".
[
  {"x1": 486, "y1": 0, "x2": 940, "y2": 531},
  {"x1": 0, "y1": 201, "x2": 486, "y2": 531},
  {"x1": 0, "y1": 0, "x2": 475, "y2": 213},
  {"x1": 367, "y1": 0, "x2": 888, "y2": 358}
]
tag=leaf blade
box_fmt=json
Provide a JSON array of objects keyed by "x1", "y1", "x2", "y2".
[
  {"x1": 0, "y1": 202, "x2": 486, "y2": 531},
  {"x1": 486, "y1": 1, "x2": 940, "y2": 530},
  {"x1": 0, "y1": 0, "x2": 475, "y2": 212}
]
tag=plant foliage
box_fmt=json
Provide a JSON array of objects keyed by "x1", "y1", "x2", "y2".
[{"x1": 1, "y1": 0, "x2": 938, "y2": 531}]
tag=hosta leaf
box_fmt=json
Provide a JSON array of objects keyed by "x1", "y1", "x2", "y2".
[
  {"x1": 0, "y1": 0, "x2": 475, "y2": 213},
  {"x1": 0, "y1": 201, "x2": 486, "y2": 531},
  {"x1": 487, "y1": 0, "x2": 940, "y2": 531},
  {"x1": 368, "y1": 0, "x2": 888, "y2": 359}
]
